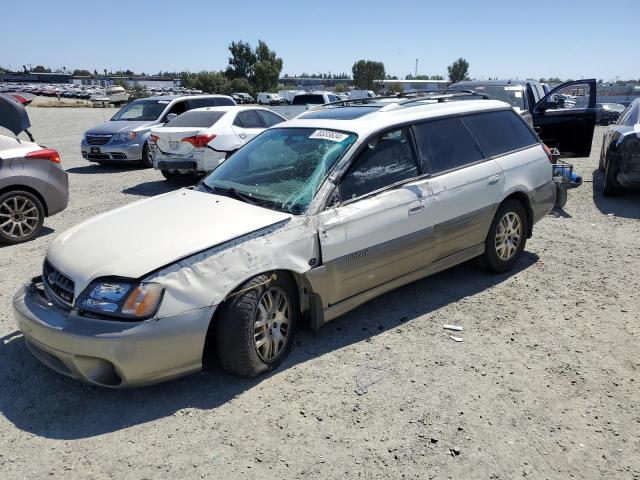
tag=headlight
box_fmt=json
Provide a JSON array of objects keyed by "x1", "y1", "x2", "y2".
[
  {"x1": 112, "y1": 131, "x2": 136, "y2": 143},
  {"x1": 77, "y1": 281, "x2": 164, "y2": 320}
]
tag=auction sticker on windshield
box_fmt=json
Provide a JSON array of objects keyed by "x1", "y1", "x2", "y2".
[{"x1": 309, "y1": 130, "x2": 350, "y2": 142}]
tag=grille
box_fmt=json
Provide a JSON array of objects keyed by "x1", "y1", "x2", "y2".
[
  {"x1": 43, "y1": 260, "x2": 75, "y2": 306},
  {"x1": 86, "y1": 134, "x2": 112, "y2": 145}
]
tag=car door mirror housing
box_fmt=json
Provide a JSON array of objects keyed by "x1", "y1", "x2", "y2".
[{"x1": 165, "y1": 113, "x2": 177, "y2": 123}]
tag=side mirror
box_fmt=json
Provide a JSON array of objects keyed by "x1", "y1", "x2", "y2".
[{"x1": 165, "y1": 113, "x2": 177, "y2": 123}]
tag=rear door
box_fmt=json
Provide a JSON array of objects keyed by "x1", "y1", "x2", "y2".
[
  {"x1": 531, "y1": 79, "x2": 596, "y2": 157},
  {"x1": 231, "y1": 110, "x2": 264, "y2": 143}
]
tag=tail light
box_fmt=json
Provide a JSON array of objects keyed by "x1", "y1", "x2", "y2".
[
  {"x1": 150, "y1": 134, "x2": 160, "y2": 143},
  {"x1": 25, "y1": 148, "x2": 61, "y2": 164},
  {"x1": 182, "y1": 134, "x2": 216, "y2": 148},
  {"x1": 542, "y1": 144, "x2": 554, "y2": 163}
]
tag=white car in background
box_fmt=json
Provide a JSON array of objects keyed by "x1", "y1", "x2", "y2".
[{"x1": 149, "y1": 106, "x2": 286, "y2": 180}]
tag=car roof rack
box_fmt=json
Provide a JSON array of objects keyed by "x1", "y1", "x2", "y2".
[{"x1": 305, "y1": 90, "x2": 492, "y2": 113}]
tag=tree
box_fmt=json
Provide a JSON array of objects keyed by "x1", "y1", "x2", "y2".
[
  {"x1": 32, "y1": 65, "x2": 51, "y2": 73},
  {"x1": 386, "y1": 82, "x2": 404, "y2": 94},
  {"x1": 253, "y1": 40, "x2": 283, "y2": 92},
  {"x1": 352, "y1": 60, "x2": 386, "y2": 92},
  {"x1": 430, "y1": 75, "x2": 444, "y2": 80},
  {"x1": 447, "y1": 58, "x2": 469, "y2": 83},
  {"x1": 226, "y1": 41, "x2": 256, "y2": 80},
  {"x1": 73, "y1": 69, "x2": 92, "y2": 76},
  {"x1": 229, "y1": 77, "x2": 253, "y2": 94},
  {"x1": 186, "y1": 71, "x2": 230, "y2": 94}
]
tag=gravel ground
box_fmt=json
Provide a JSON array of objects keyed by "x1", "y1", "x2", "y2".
[{"x1": 0, "y1": 108, "x2": 639, "y2": 479}]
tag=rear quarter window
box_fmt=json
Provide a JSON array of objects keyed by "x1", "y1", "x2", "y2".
[{"x1": 461, "y1": 110, "x2": 539, "y2": 157}]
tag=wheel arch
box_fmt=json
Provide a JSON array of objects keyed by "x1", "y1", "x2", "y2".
[
  {"x1": 0, "y1": 184, "x2": 49, "y2": 216},
  {"x1": 499, "y1": 190, "x2": 533, "y2": 237},
  {"x1": 201, "y1": 268, "x2": 312, "y2": 368}
]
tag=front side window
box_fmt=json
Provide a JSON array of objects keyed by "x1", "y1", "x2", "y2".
[
  {"x1": 202, "y1": 128, "x2": 356, "y2": 214},
  {"x1": 413, "y1": 117, "x2": 483, "y2": 174},
  {"x1": 292, "y1": 95, "x2": 325, "y2": 105},
  {"x1": 462, "y1": 110, "x2": 538, "y2": 157},
  {"x1": 110, "y1": 99, "x2": 167, "y2": 121},
  {"x1": 340, "y1": 127, "x2": 419, "y2": 201}
]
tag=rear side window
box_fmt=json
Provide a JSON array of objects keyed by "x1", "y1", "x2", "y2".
[
  {"x1": 234, "y1": 110, "x2": 263, "y2": 128},
  {"x1": 462, "y1": 110, "x2": 538, "y2": 157},
  {"x1": 165, "y1": 110, "x2": 225, "y2": 128},
  {"x1": 341, "y1": 127, "x2": 419, "y2": 200},
  {"x1": 292, "y1": 94, "x2": 325, "y2": 105},
  {"x1": 257, "y1": 110, "x2": 285, "y2": 127},
  {"x1": 413, "y1": 118, "x2": 483, "y2": 173}
]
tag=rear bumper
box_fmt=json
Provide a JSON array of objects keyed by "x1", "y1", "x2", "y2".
[
  {"x1": 81, "y1": 141, "x2": 143, "y2": 162},
  {"x1": 44, "y1": 165, "x2": 69, "y2": 216},
  {"x1": 529, "y1": 180, "x2": 556, "y2": 223},
  {"x1": 13, "y1": 279, "x2": 214, "y2": 388},
  {"x1": 152, "y1": 150, "x2": 226, "y2": 173}
]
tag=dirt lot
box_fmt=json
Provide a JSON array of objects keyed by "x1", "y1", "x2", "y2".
[{"x1": 0, "y1": 108, "x2": 638, "y2": 479}]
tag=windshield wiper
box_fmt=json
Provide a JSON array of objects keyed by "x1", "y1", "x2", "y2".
[{"x1": 206, "y1": 185, "x2": 258, "y2": 206}]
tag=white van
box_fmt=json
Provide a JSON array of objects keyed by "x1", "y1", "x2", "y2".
[
  {"x1": 349, "y1": 90, "x2": 376, "y2": 100},
  {"x1": 257, "y1": 92, "x2": 283, "y2": 105}
]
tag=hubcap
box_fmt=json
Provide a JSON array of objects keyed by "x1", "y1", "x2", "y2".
[
  {"x1": 253, "y1": 286, "x2": 291, "y2": 362},
  {"x1": 0, "y1": 196, "x2": 39, "y2": 239},
  {"x1": 494, "y1": 212, "x2": 522, "y2": 261}
]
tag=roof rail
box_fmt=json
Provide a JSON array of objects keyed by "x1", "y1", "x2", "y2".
[{"x1": 304, "y1": 90, "x2": 492, "y2": 113}]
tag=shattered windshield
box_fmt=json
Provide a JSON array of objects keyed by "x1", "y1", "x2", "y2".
[{"x1": 202, "y1": 128, "x2": 357, "y2": 214}]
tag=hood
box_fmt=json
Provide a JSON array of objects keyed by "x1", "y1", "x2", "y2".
[
  {"x1": 46, "y1": 189, "x2": 291, "y2": 296},
  {"x1": 86, "y1": 120, "x2": 158, "y2": 135}
]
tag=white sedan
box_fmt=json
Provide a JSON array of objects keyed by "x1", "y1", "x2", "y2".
[{"x1": 149, "y1": 106, "x2": 285, "y2": 180}]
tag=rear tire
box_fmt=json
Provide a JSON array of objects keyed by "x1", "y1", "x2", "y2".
[
  {"x1": 0, "y1": 190, "x2": 45, "y2": 245},
  {"x1": 602, "y1": 161, "x2": 619, "y2": 196},
  {"x1": 481, "y1": 200, "x2": 527, "y2": 273},
  {"x1": 216, "y1": 273, "x2": 298, "y2": 377}
]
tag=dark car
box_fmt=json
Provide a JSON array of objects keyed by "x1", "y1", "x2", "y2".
[
  {"x1": 596, "y1": 103, "x2": 626, "y2": 125},
  {"x1": 449, "y1": 79, "x2": 597, "y2": 157},
  {"x1": 599, "y1": 99, "x2": 640, "y2": 195}
]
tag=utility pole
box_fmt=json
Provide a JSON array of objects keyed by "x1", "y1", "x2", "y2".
[{"x1": 415, "y1": 58, "x2": 418, "y2": 77}]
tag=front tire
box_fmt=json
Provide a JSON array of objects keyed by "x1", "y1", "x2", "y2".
[
  {"x1": 216, "y1": 273, "x2": 298, "y2": 377},
  {"x1": 0, "y1": 190, "x2": 45, "y2": 245},
  {"x1": 141, "y1": 142, "x2": 153, "y2": 168},
  {"x1": 482, "y1": 200, "x2": 527, "y2": 273}
]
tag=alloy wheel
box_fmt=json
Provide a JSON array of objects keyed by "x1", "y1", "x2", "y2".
[
  {"x1": 494, "y1": 212, "x2": 522, "y2": 261},
  {"x1": 0, "y1": 195, "x2": 40, "y2": 240},
  {"x1": 253, "y1": 286, "x2": 291, "y2": 362}
]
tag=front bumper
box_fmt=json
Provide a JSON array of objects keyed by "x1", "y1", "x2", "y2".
[
  {"x1": 13, "y1": 278, "x2": 214, "y2": 388},
  {"x1": 81, "y1": 140, "x2": 143, "y2": 162}
]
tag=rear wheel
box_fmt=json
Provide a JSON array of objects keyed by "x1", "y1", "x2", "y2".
[
  {"x1": 602, "y1": 161, "x2": 619, "y2": 196},
  {"x1": 481, "y1": 200, "x2": 527, "y2": 273},
  {"x1": 0, "y1": 191, "x2": 45, "y2": 245},
  {"x1": 216, "y1": 273, "x2": 298, "y2": 377}
]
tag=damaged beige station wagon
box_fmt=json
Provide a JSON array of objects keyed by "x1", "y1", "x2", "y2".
[{"x1": 14, "y1": 93, "x2": 556, "y2": 387}]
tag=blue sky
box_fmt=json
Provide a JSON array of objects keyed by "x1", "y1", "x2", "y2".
[{"x1": 1, "y1": 0, "x2": 637, "y2": 81}]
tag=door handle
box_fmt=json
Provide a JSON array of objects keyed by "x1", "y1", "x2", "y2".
[
  {"x1": 408, "y1": 201, "x2": 425, "y2": 214},
  {"x1": 488, "y1": 175, "x2": 501, "y2": 186},
  {"x1": 239, "y1": 133, "x2": 247, "y2": 139}
]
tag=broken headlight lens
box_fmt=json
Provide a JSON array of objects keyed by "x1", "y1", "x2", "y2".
[{"x1": 77, "y1": 281, "x2": 164, "y2": 320}]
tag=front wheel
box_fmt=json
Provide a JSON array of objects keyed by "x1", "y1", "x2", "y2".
[
  {"x1": 0, "y1": 191, "x2": 45, "y2": 245},
  {"x1": 481, "y1": 200, "x2": 527, "y2": 273},
  {"x1": 141, "y1": 142, "x2": 153, "y2": 168},
  {"x1": 216, "y1": 273, "x2": 298, "y2": 377}
]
